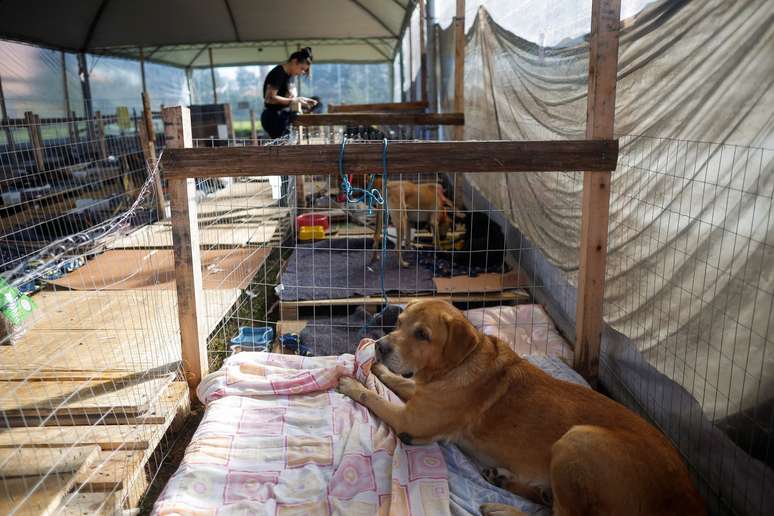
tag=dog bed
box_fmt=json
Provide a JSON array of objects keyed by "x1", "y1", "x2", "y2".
[{"x1": 153, "y1": 337, "x2": 587, "y2": 515}]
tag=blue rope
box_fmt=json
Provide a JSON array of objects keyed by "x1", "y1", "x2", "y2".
[
  {"x1": 337, "y1": 138, "x2": 392, "y2": 333},
  {"x1": 338, "y1": 137, "x2": 384, "y2": 215}
]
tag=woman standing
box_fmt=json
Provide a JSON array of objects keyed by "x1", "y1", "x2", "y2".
[{"x1": 261, "y1": 47, "x2": 317, "y2": 139}]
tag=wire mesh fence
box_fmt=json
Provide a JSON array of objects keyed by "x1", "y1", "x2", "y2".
[
  {"x1": 185, "y1": 130, "x2": 573, "y2": 381},
  {"x1": 0, "y1": 109, "x2": 187, "y2": 515},
  {"x1": 602, "y1": 134, "x2": 774, "y2": 515}
]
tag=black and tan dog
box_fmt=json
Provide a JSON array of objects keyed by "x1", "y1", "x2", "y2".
[{"x1": 338, "y1": 299, "x2": 705, "y2": 516}]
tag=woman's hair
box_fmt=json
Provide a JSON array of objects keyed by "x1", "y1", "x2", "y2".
[{"x1": 288, "y1": 47, "x2": 313, "y2": 64}]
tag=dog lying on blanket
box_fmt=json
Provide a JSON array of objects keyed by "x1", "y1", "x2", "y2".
[
  {"x1": 367, "y1": 179, "x2": 458, "y2": 267},
  {"x1": 338, "y1": 299, "x2": 706, "y2": 516}
]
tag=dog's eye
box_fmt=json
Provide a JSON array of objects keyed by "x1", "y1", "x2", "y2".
[{"x1": 414, "y1": 328, "x2": 429, "y2": 341}]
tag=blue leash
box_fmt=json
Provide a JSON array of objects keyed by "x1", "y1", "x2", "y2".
[{"x1": 337, "y1": 138, "x2": 391, "y2": 332}]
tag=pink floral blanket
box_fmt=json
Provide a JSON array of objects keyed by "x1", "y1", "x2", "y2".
[{"x1": 153, "y1": 340, "x2": 451, "y2": 515}]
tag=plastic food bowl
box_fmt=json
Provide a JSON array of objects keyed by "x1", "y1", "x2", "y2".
[
  {"x1": 296, "y1": 212, "x2": 330, "y2": 231},
  {"x1": 298, "y1": 225, "x2": 325, "y2": 241},
  {"x1": 229, "y1": 326, "x2": 274, "y2": 352}
]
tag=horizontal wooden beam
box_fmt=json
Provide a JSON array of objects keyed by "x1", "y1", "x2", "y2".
[
  {"x1": 163, "y1": 139, "x2": 618, "y2": 179},
  {"x1": 294, "y1": 112, "x2": 463, "y2": 126},
  {"x1": 328, "y1": 101, "x2": 429, "y2": 113}
]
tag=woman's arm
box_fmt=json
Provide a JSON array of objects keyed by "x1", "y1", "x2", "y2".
[{"x1": 264, "y1": 85, "x2": 295, "y2": 107}]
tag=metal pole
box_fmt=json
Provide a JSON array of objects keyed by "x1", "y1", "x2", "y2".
[
  {"x1": 140, "y1": 47, "x2": 147, "y2": 93},
  {"x1": 78, "y1": 52, "x2": 95, "y2": 139},
  {"x1": 0, "y1": 71, "x2": 19, "y2": 162},
  {"x1": 185, "y1": 67, "x2": 194, "y2": 105}
]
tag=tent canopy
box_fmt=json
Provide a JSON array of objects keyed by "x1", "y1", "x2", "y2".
[{"x1": 0, "y1": 0, "x2": 414, "y2": 66}]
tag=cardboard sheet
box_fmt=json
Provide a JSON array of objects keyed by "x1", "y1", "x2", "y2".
[{"x1": 50, "y1": 248, "x2": 270, "y2": 291}]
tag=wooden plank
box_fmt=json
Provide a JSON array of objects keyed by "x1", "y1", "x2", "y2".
[
  {"x1": 574, "y1": 0, "x2": 622, "y2": 384},
  {"x1": 0, "y1": 377, "x2": 172, "y2": 418},
  {"x1": 106, "y1": 222, "x2": 277, "y2": 249},
  {"x1": 282, "y1": 290, "x2": 528, "y2": 308},
  {"x1": 328, "y1": 101, "x2": 428, "y2": 113},
  {"x1": 163, "y1": 140, "x2": 619, "y2": 179},
  {"x1": 453, "y1": 0, "x2": 466, "y2": 140},
  {"x1": 2, "y1": 381, "x2": 188, "y2": 428},
  {"x1": 57, "y1": 491, "x2": 119, "y2": 516},
  {"x1": 0, "y1": 445, "x2": 100, "y2": 516},
  {"x1": 0, "y1": 445, "x2": 100, "y2": 477},
  {"x1": 294, "y1": 112, "x2": 463, "y2": 126},
  {"x1": 0, "y1": 425, "x2": 156, "y2": 451},
  {"x1": 74, "y1": 450, "x2": 144, "y2": 492},
  {"x1": 164, "y1": 105, "x2": 208, "y2": 397}
]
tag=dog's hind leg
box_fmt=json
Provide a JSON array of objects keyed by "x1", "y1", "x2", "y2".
[
  {"x1": 397, "y1": 195, "x2": 409, "y2": 267},
  {"x1": 482, "y1": 468, "x2": 548, "y2": 506}
]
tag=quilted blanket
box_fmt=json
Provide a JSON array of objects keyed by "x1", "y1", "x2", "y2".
[{"x1": 153, "y1": 341, "x2": 453, "y2": 515}]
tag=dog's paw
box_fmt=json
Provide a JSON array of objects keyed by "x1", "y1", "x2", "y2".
[
  {"x1": 337, "y1": 376, "x2": 367, "y2": 400},
  {"x1": 372, "y1": 362, "x2": 391, "y2": 379},
  {"x1": 479, "y1": 503, "x2": 525, "y2": 516},
  {"x1": 481, "y1": 467, "x2": 508, "y2": 488}
]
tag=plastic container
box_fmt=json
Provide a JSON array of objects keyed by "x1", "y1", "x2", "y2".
[
  {"x1": 277, "y1": 333, "x2": 313, "y2": 357},
  {"x1": 296, "y1": 212, "x2": 330, "y2": 231},
  {"x1": 229, "y1": 326, "x2": 274, "y2": 352},
  {"x1": 298, "y1": 225, "x2": 325, "y2": 241}
]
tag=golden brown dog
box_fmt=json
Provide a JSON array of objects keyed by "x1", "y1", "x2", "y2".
[
  {"x1": 368, "y1": 179, "x2": 456, "y2": 267},
  {"x1": 338, "y1": 299, "x2": 706, "y2": 516}
]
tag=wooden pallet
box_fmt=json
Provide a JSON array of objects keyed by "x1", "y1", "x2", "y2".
[
  {"x1": 1, "y1": 381, "x2": 190, "y2": 515},
  {"x1": 0, "y1": 445, "x2": 101, "y2": 516}
]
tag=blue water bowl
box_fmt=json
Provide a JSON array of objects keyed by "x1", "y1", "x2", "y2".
[{"x1": 229, "y1": 326, "x2": 274, "y2": 352}]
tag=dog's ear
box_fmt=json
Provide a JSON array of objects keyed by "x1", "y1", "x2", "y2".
[{"x1": 442, "y1": 313, "x2": 478, "y2": 367}]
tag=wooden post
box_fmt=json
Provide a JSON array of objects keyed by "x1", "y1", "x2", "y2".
[
  {"x1": 419, "y1": 0, "x2": 429, "y2": 105},
  {"x1": 574, "y1": 0, "x2": 622, "y2": 384},
  {"x1": 223, "y1": 103, "x2": 235, "y2": 141},
  {"x1": 139, "y1": 47, "x2": 147, "y2": 93},
  {"x1": 208, "y1": 48, "x2": 218, "y2": 103},
  {"x1": 164, "y1": 105, "x2": 206, "y2": 397},
  {"x1": 24, "y1": 112, "x2": 46, "y2": 172},
  {"x1": 453, "y1": 0, "x2": 465, "y2": 140},
  {"x1": 249, "y1": 108, "x2": 257, "y2": 143},
  {"x1": 95, "y1": 110, "x2": 108, "y2": 159},
  {"x1": 142, "y1": 92, "x2": 166, "y2": 219}
]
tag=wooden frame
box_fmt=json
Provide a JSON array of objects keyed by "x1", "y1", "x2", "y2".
[
  {"x1": 163, "y1": 140, "x2": 618, "y2": 179},
  {"x1": 328, "y1": 101, "x2": 428, "y2": 113},
  {"x1": 294, "y1": 112, "x2": 463, "y2": 127},
  {"x1": 574, "y1": 0, "x2": 622, "y2": 383},
  {"x1": 162, "y1": 106, "x2": 207, "y2": 399}
]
